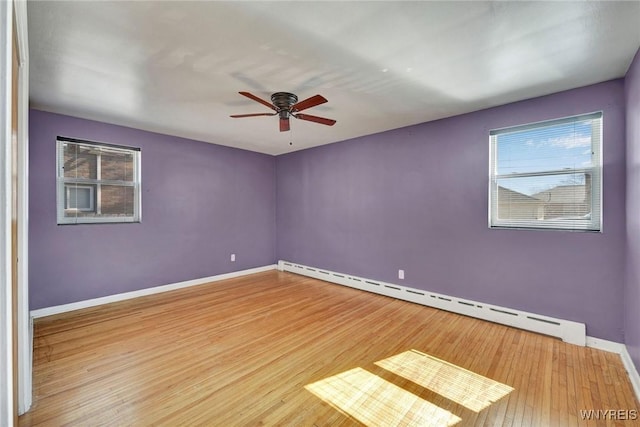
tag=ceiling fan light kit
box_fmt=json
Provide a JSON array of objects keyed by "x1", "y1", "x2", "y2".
[{"x1": 231, "y1": 91, "x2": 336, "y2": 132}]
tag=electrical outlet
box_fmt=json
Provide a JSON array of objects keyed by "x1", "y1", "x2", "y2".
[
  {"x1": 231, "y1": 253, "x2": 236, "y2": 262},
  {"x1": 398, "y1": 269, "x2": 404, "y2": 280}
]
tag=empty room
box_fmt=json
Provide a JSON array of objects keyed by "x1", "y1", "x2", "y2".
[{"x1": 2, "y1": 1, "x2": 640, "y2": 426}]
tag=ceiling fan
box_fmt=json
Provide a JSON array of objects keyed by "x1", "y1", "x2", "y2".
[{"x1": 230, "y1": 91, "x2": 336, "y2": 132}]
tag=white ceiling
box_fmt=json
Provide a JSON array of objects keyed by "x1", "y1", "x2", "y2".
[{"x1": 28, "y1": 1, "x2": 640, "y2": 155}]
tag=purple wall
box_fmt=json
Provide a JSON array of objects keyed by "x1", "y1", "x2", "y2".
[
  {"x1": 29, "y1": 110, "x2": 276, "y2": 309},
  {"x1": 625, "y1": 48, "x2": 640, "y2": 372},
  {"x1": 277, "y1": 80, "x2": 627, "y2": 342},
  {"x1": 30, "y1": 79, "x2": 631, "y2": 344}
]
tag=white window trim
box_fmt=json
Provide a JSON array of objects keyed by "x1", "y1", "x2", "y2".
[
  {"x1": 488, "y1": 112, "x2": 603, "y2": 232},
  {"x1": 56, "y1": 138, "x2": 142, "y2": 224}
]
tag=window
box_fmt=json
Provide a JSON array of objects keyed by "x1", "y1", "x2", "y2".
[
  {"x1": 57, "y1": 137, "x2": 141, "y2": 224},
  {"x1": 489, "y1": 112, "x2": 602, "y2": 231}
]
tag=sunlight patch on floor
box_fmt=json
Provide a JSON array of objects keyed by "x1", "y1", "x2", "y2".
[
  {"x1": 375, "y1": 349, "x2": 514, "y2": 412},
  {"x1": 305, "y1": 367, "x2": 461, "y2": 427}
]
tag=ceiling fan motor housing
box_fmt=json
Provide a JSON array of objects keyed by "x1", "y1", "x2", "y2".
[{"x1": 271, "y1": 92, "x2": 298, "y2": 118}]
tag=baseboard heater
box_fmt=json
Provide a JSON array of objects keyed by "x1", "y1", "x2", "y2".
[{"x1": 278, "y1": 260, "x2": 586, "y2": 346}]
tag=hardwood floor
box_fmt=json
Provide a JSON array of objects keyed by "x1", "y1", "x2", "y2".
[{"x1": 19, "y1": 270, "x2": 639, "y2": 426}]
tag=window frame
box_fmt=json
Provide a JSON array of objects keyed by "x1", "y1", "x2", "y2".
[
  {"x1": 488, "y1": 112, "x2": 602, "y2": 232},
  {"x1": 56, "y1": 137, "x2": 142, "y2": 225}
]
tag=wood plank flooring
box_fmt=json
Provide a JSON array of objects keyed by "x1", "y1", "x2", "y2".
[{"x1": 19, "y1": 270, "x2": 640, "y2": 426}]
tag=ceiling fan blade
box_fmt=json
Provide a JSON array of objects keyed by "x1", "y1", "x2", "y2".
[
  {"x1": 280, "y1": 117, "x2": 290, "y2": 132},
  {"x1": 291, "y1": 94, "x2": 328, "y2": 112},
  {"x1": 230, "y1": 113, "x2": 277, "y2": 118},
  {"x1": 238, "y1": 91, "x2": 276, "y2": 111},
  {"x1": 294, "y1": 113, "x2": 336, "y2": 126}
]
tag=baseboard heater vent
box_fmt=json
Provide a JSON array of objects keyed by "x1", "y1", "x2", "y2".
[{"x1": 278, "y1": 260, "x2": 586, "y2": 346}]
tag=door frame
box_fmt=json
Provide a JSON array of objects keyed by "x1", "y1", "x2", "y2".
[
  {"x1": 0, "y1": 0, "x2": 16, "y2": 422},
  {"x1": 1, "y1": 0, "x2": 30, "y2": 422},
  {"x1": 14, "y1": 0, "x2": 30, "y2": 415}
]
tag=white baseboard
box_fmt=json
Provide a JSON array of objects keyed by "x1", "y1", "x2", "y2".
[
  {"x1": 30, "y1": 264, "x2": 277, "y2": 319},
  {"x1": 586, "y1": 337, "x2": 640, "y2": 403},
  {"x1": 279, "y1": 260, "x2": 586, "y2": 346},
  {"x1": 620, "y1": 347, "x2": 640, "y2": 403},
  {"x1": 586, "y1": 336, "x2": 626, "y2": 353}
]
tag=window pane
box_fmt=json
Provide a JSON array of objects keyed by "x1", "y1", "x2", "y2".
[
  {"x1": 496, "y1": 173, "x2": 591, "y2": 221},
  {"x1": 101, "y1": 150, "x2": 134, "y2": 181},
  {"x1": 496, "y1": 119, "x2": 594, "y2": 175},
  {"x1": 65, "y1": 184, "x2": 95, "y2": 211},
  {"x1": 101, "y1": 185, "x2": 135, "y2": 216},
  {"x1": 63, "y1": 143, "x2": 97, "y2": 179}
]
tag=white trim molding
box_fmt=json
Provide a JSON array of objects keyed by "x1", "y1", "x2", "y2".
[
  {"x1": 620, "y1": 347, "x2": 640, "y2": 403},
  {"x1": 586, "y1": 337, "x2": 640, "y2": 403},
  {"x1": 14, "y1": 0, "x2": 30, "y2": 415},
  {"x1": 585, "y1": 336, "x2": 627, "y2": 354},
  {"x1": 31, "y1": 265, "x2": 277, "y2": 319},
  {"x1": 278, "y1": 260, "x2": 586, "y2": 345},
  {"x1": 0, "y1": 0, "x2": 15, "y2": 423}
]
